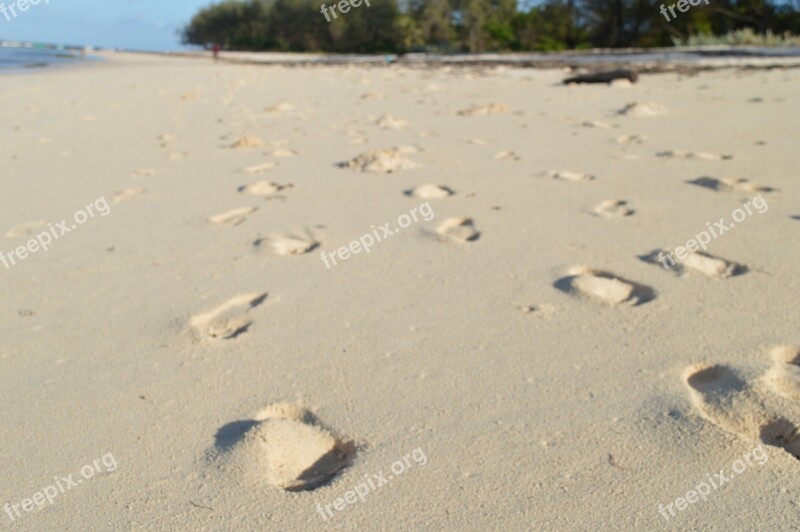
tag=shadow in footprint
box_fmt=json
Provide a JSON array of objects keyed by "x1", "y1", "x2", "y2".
[
  {"x1": 760, "y1": 418, "x2": 800, "y2": 460},
  {"x1": 286, "y1": 441, "x2": 357, "y2": 492},
  {"x1": 687, "y1": 176, "x2": 776, "y2": 193},
  {"x1": 214, "y1": 420, "x2": 259, "y2": 451},
  {"x1": 686, "y1": 364, "x2": 747, "y2": 395}
]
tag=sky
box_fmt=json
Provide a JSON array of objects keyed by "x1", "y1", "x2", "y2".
[{"x1": 0, "y1": 0, "x2": 212, "y2": 51}]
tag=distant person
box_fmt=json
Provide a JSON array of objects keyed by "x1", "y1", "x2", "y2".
[{"x1": 212, "y1": 43, "x2": 221, "y2": 61}]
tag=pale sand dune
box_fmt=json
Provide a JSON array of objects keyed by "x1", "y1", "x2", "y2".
[{"x1": 1, "y1": 53, "x2": 799, "y2": 530}]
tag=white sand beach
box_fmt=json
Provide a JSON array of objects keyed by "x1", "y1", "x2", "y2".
[{"x1": 1, "y1": 52, "x2": 799, "y2": 529}]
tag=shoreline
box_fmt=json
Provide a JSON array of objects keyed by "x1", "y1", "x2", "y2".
[{"x1": 4, "y1": 42, "x2": 800, "y2": 74}]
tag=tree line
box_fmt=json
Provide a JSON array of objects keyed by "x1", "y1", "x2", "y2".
[{"x1": 181, "y1": 0, "x2": 800, "y2": 53}]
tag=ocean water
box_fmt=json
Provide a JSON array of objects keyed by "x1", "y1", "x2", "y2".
[{"x1": 0, "y1": 46, "x2": 97, "y2": 72}]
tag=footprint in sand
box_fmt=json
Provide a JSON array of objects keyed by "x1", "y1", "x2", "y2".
[
  {"x1": 158, "y1": 133, "x2": 179, "y2": 149},
  {"x1": 168, "y1": 151, "x2": 189, "y2": 160},
  {"x1": 339, "y1": 148, "x2": 419, "y2": 173},
  {"x1": 657, "y1": 150, "x2": 733, "y2": 161},
  {"x1": 265, "y1": 147, "x2": 297, "y2": 158},
  {"x1": 582, "y1": 120, "x2": 614, "y2": 129},
  {"x1": 457, "y1": 103, "x2": 509, "y2": 116},
  {"x1": 129, "y1": 168, "x2": 160, "y2": 179},
  {"x1": 375, "y1": 113, "x2": 408, "y2": 130},
  {"x1": 5, "y1": 221, "x2": 48, "y2": 238},
  {"x1": 243, "y1": 162, "x2": 278, "y2": 174},
  {"x1": 264, "y1": 102, "x2": 294, "y2": 113},
  {"x1": 610, "y1": 79, "x2": 633, "y2": 88},
  {"x1": 592, "y1": 200, "x2": 635, "y2": 218},
  {"x1": 254, "y1": 234, "x2": 319, "y2": 256},
  {"x1": 397, "y1": 145, "x2": 423, "y2": 155},
  {"x1": 687, "y1": 177, "x2": 776, "y2": 193},
  {"x1": 189, "y1": 292, "x2": 268, "y2": 341},
  {"x1": 764, "y1": 346, "x2": 800, "y2": 401},
  {"x1": 214, "y1": 402, "x2": 355, "y2": 491},
  {"x1": 639, "y1": 249, "x2": 746, "y2": 279},
  {"x1": 405, "y1": 184, "x2": 454, "y2": 199},
  {"x1": 519, "y1": 304, "x2": 557, "y2": 318},
  {"x1": 545, "y1": 170, "x2": 595, "y2": 182},
  {"x1": 616, "y1": 134, "x2": 644, "y2": 144},
  {"x1": 494, "y1": 150, "x2": 520, "y2": 161},
  {"x1": 361, "y1": 92, "x2": 385, "y2": 101},
  {"x1": 209, "y1": 207, "x2": 258, "y2": 227},
  {"x1": 112, "y1": 188, "x2": 147, "y2": 204},
  {"x1": 685, "y1": 362, "x2": 800, "y2": 459},
  {"x1": 230, "y1": 136, "x2": 265, "y2": 149},
  {"x1": 617, "y1": 101, "x2": 668, "y2": 117},
  {"x1": 238, "y1": 180, "x2": 293, "y2": 199},
  {"x1": 468, "y1": 138, "x2": 492, "y2": 146},
  {"x1": 435, "y1": 218, "x2": 480, "y2": 243},
  {"x1": 555, "y1": 266, "x2": 656, "y2": 306}
]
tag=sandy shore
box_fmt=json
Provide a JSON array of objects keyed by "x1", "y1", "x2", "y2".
[{"x1": 1, "y1": 52, "x2": 798, "y2": 530}]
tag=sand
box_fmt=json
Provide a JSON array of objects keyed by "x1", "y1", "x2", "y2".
[{"x1": 1, "y1": 52, "x2": 799, "y2": 530}]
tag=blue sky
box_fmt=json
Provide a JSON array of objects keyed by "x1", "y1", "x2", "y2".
[{"x1": 0, "y1": 0, "x2": 212, "y2": 51}]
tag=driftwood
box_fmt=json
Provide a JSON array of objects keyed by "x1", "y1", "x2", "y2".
[{"x1": 563, "y1": 69, "x2": 638, "y2": 84}]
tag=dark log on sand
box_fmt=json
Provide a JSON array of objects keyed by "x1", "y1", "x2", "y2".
[{"x1": 563, "y1": 69, "x2": 638, "y2": 84}]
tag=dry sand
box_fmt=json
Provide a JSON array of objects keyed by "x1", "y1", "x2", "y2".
[{"x1": 1, "y1": 52, "x2": 799, "y2": 530}]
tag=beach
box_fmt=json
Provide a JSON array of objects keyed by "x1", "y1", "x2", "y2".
[{"x1": 1, "y1": 51, "x2": 799, "y2": 529}]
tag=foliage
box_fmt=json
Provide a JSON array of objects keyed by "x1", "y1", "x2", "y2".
[{"x1": 181, "y1": 0, "x2": 800, "y2": 52}]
